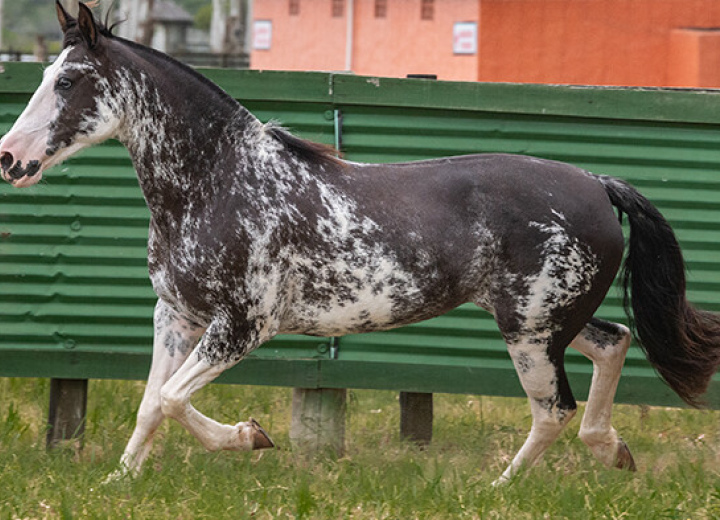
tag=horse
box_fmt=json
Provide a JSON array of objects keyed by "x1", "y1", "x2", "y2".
[{"x1": 2, "y1": 1, "x2": 720, "y2": 484}]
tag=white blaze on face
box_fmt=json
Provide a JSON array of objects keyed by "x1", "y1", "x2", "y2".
[{"x1": 0, "y1": 47, "x2": 74, "y2": 186}]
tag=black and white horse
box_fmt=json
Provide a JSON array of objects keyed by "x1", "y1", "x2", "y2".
[{"x1": 3, "y1": 2, "x2": 719, "y2": 483}]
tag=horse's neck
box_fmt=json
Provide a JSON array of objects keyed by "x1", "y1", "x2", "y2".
[{"x1": 115, "y1": 66, "x2": 256, "y2": 229}]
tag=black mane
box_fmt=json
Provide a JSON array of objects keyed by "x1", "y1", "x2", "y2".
[
  {"x1": 65, "y1": 7, "x2": 343, "y2": 168},
  {"x1": 265, "y1": 124, "x2": 343, "y2": 167}
]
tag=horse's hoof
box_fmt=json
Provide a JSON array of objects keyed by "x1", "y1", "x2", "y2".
[
  {"x1": 102, "y1": 467, "x2": 132, "y2": 485},
  {"x1": 614, "y1": 440, "x2": 636, "y2": 471},
  {"x1": 491, "y1": 475, "x2": 511, "y2": 487},
  {"x1": 249, "y1": 418, "x2": 275, "y2": 450}
]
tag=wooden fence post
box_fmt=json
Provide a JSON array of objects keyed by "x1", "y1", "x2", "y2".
[
  {"x1": 46, "y1": 378, "x2": 88, "y2": 450},
  {"x1": 290, "y1": 387, "x2": 346, "y2": 456},
  {"x1": 396, "y1": 73, "x2": 437, "y2": 449},
  {"x1": 399, "y1": 391, "x2": 433, "y2": 446}
]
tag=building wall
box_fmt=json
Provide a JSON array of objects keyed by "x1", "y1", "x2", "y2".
[
  {"x1": 251, "y1": 0, "x2": 348, "y2": 72},
  {"x1": 251, "y1": 0, "x2": 720, "y2": 87},
  {"x1": 478, "y1": 0, "x2": 720, "y2": 87},
  {"x1": 251, "y1": 0, "x2": 479, "y2": 81},
  {"x1": 351, "y1": 0, "x2": 478, "y2": 80}
]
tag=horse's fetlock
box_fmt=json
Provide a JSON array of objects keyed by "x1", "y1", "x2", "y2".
[
  {"x1": 201, "y1": 423, "x2": 243, "y2": 452},
  {"x1": 200, "y1": 436, "x2": 225, "y2": 452},
  {"x1": 578, "y1": 426, "x2": 615, "y2": 447}
]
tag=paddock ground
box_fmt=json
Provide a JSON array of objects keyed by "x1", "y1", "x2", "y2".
[{"x1": 1, "y1": 377, "x2": 719, "y2": 519}]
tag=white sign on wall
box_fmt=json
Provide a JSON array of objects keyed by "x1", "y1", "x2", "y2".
[
  {"x1": 253, "y1": 20, "x2": 273, "y2": 51},
  {"x1": 453, "y1": 22, "x2": 478, "y2": 55}
]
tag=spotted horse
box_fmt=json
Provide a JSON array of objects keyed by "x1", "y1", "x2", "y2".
[{"x1": 3, "y1": 2, "x2": 720, "y2": 484}]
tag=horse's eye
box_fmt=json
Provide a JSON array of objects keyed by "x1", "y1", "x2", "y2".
[{"x1": 55, "y1": 76, "x2": 72, "y2": 91}]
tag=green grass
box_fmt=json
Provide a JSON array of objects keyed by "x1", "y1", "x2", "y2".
[{"x1": 1, "y1": 378, "x2": 719, "y2": 519}]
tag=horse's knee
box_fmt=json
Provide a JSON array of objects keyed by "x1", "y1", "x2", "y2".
[{"x1": 159, "y1": 385, "x2": 186, "y2": 419}]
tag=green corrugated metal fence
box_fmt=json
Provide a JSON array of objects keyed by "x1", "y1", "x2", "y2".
[{"x1": 1, "y1": 63, "x2": 720, "y2": 407}]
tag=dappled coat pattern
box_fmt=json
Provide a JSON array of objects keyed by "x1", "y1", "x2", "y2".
[{"x1": 1, "y1": 2, "x2": 719, "y2": 484}]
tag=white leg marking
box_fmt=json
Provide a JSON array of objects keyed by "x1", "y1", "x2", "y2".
[
  {"x1": 571, "y1": 322, "x2": 634, "y2": 468},
  {"x1": 107, "y1": 300, "x2": 204, "y2": 481},
  {"x1": 159, "y1": 351, "x2": 262, "y2": 452},
  {"x1": 494, "y1": 342, "x2": 577, "y2": 485}
]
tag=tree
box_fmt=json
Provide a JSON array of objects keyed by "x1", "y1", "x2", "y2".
[
  {"x1": 195, "y1": 4, "x2": 212, "y2": 31},
  {"x1": 116, "y1": 0, "x2": 155, "y2": 44},
  {"x1": 210, "y1": 0, "x2": 248, "y2": 55}
]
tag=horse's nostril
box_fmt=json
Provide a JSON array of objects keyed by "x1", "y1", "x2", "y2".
[{"x1": 0, "y1": 151, "x2": 14, "y2": 172}]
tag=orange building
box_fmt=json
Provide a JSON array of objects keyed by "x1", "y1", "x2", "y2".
[
  {"x1": 251, "y1": 0, "x2": 479, "y2": 81},
  {"x1": 250, "y1": 0, "x2": 720, "y2": 87}
]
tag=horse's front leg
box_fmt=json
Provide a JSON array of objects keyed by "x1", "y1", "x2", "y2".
[
  {"x1": 159, "y1": 316, "x2": 275, "y2": 452},
  {"x1": 108, "y1": 300, "x2": 205, "y2": 481}
]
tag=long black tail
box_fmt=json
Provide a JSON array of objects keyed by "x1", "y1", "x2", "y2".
[{"x1": 598, "y1": 175, "x2": 720, "y2": 406}]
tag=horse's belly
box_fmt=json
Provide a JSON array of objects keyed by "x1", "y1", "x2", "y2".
[
  {"x1": 282, "y1": 290, "x2": 400, "y2": 336},
  {"x1": 280, "y1": 278, "x2": 463, "y2": 337}
]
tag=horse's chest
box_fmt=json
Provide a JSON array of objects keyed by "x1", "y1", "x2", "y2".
[
  {"x1": 148, "y1": 230, "x2": 239, "y2": 320},
  {"x1": 149, "y1": 259, "x2": 211, "y2": 321}
]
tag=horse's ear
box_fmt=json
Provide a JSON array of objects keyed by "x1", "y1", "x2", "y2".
[
  {"x1": 77, "y1": 2, "x2": 99, "y2": 49},
  {"x1": 56, "y1": 1, "x2": 75, "y2": 33}
]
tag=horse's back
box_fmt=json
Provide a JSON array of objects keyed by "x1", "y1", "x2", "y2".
[
  {"x1": 341, "y1": 153, "x2": 622, "y2": 252},
  {"x1": 336, "y1": 154, "x2": 624, "y2": 326}
]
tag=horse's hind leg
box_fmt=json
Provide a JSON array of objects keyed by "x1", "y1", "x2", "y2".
[
  {"x1": 494, "y1": 332, "x2": 578, "y2": 485},
  {"x1": 111, "y1": 300, "x2": 205, "y2": 479},
  {"x1": 571, "y1": 318, "x2": 636, "y2": 470}
]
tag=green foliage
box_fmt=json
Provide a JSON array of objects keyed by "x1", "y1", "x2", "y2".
[
  {"x1": 0, "y1": 378, "x2": 719, "y2": 518},
  {"x1": 194, "y1": 4, "x2": 213, "y2": 31},
  {"x1": 173, "y1": 0, "x2": 212, "y2": 17},
  {"x1": 2, "y1": 1, "x2": 216, "y2": 52},
  {"x1": 2, "y1": 0, "x2": 62, "y2": 52}
]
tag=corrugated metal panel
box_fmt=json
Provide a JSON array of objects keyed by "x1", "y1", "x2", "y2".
[
  {"x1": 331, "y1": 76, "x2": 720, "y2": 406},
  {"x1": 1, "y1": 65, "x2": 719, "y2": 406},
  {"x1": 0, "y1": 67, "x2": 335, "y2": 386}
]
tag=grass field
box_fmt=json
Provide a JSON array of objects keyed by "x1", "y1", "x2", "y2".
[{"x1": 1, "y1": 377, "x2": 719, "y2": 519}]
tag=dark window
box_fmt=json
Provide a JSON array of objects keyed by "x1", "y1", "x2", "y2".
[
  {"x1": 332, "y1": 0, "x2": 344, "y2": 18},
  {"x1": 421, "y1": 0, "x2": 434, "y2": 21},
  {"x1": 289, "y1": 0, "x2": 300, "y2": 16},
  {"x1": 375, "y1": 0, "x2": 387, "y2": 18}
]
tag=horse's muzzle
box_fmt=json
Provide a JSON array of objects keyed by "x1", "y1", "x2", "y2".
[
  {"x1": 0, "y1": 151, "x2": 42, "y2": 186},
  {"x1": 0, "y1": 151, "x2": 13, "y2": 173}
]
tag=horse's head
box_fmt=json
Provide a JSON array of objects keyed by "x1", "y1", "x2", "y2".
[{"x1": 0, "y1": 1, "x2": 121, "y2": 187}]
